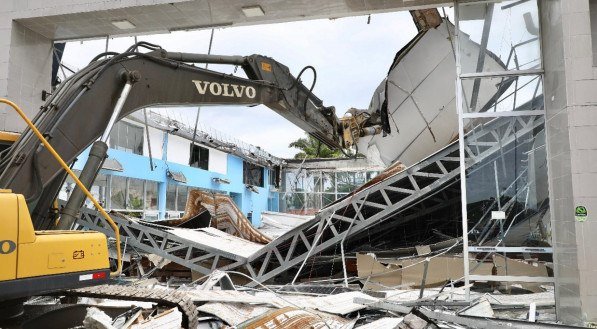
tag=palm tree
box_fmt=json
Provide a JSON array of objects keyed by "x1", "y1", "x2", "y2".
[{"x1": 288, "y1": 133, "x2": 344, "y2": 159}]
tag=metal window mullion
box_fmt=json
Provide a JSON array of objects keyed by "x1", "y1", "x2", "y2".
[
  {"x1": 125, "y1": 177, "x2": 130, "y2": 210},
  {"x1": 142, "y1": 180, "x2": 147, "y2": 220},
  {"x1": 460, "y1": 68, "x2": 543, "y2": 79},
  {"x1": 462, "y1": 110, "x2": 545, "y2": 118},
  {"x1": 107, "y1": 175, "x2": 112, "y2": 210},
  {"x1": 454, "y1": 0, "x2": 471, "y2": 302}
]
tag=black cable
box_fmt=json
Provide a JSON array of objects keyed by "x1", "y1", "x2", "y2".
[
  {"x1": 89, "y1": 51, "x2": 119, "y2": 63},
  {"x1": 125, "y1": 41, "x2": 162, "y2": 53},
  {"x1": 283, "y1": 65, "x2": 318, "y2": 113}
]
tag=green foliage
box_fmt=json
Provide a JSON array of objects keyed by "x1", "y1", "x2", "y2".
[{"x1": 288, "y1": 133, "x2": 344, "y2": 159}]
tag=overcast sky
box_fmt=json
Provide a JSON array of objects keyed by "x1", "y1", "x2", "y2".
[{"x1": 62, "y1": 11, "x2": 419, "y2": 158}]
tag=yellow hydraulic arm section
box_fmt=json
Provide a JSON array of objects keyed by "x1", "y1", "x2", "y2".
[{"x1": 0, "y1": 99, "x2": 121, "y2": 277}]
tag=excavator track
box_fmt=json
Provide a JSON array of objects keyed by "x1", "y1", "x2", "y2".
[{"x1": 57, "y1": 284, "x2": 199, "y2": 328}]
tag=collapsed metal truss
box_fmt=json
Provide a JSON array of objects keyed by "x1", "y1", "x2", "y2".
[{"x1": 77, "y1": 115, "x2": 543, "y2": 284}]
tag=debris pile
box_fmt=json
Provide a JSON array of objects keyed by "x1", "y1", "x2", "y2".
[{"x1": 15, "y1": 268, "x2": 578, "y2": 329}]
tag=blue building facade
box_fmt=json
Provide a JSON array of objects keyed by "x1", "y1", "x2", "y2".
[{"x1": 65, "y1": 115, "x2": 280, "y2": 227}]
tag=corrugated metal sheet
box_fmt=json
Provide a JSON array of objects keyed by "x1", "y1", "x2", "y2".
[
  {"x1": 236, "y1": 307, "x2": 356, "y2": 329},
  {"x1": 197, "y1": 302, "x2": 273, "y2": 327},
  {"x1": 168, "y1": 227, "x2": 264, "y2": 258}
]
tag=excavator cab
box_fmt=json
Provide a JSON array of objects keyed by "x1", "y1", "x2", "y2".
[{"x1": 0, "y1": 190, "x2": 110, "y2": 302}]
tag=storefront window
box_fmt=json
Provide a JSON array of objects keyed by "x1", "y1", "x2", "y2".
[
  {"x1": 145, "y1": 181, "x2": 159, "y2": 210},
  {"x1": 128, "y1": 178, "x2": 144, "y2": 210},
  {"x1": 88, "y1": 174, "x2": 107, "y2": 208},
  {"x1": 166, "y1": 183, "x2": 176, "y2": 211},
  {"x1": 110, "y1": 176, "x2": 126, "y2": 209},
  {"x1": 177, "y1": 185, "x2": 188, "y2": 212}
]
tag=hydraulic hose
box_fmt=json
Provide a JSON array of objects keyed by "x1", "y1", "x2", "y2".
[{"x1": 0, "y1": 98, "x2": 122, "y2": 278}]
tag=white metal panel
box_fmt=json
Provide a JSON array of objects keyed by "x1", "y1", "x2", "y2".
[
  {"x1": 166, "y1": 134, "x2": 190, "y2": 165},
  {"x1": 207, "y1": 146, "x2": 228, "y2": 175},
  {"x1": 143, "y1": 126, "x2": 164, "y2": 159},
  {"x1": 359, "y1": 21, "x2": 505, "y2": 167},
  {"x1": 168, "y1": 227, "x2": 264, "y2": 258}
]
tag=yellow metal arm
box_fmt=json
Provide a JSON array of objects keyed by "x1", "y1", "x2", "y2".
[{"x1": 0, "y1": 98, "x2": 122, "y2": 278}]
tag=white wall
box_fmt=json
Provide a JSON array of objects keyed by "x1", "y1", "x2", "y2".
[
  {"x1": 165, "y1": 132, "x2": 228, "y2": 174},
  {"x1": 143, "y1": 126, "x2": 164, "y2": 160},
  {"x1": 166, "y1": 134, "x2": 190, "y2": 165},
  {"x1": 208, "y1": 147, "x2": 227, "y2": 175}
]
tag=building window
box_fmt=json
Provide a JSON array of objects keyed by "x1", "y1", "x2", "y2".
[
  {"x1": 145, "y1": 181, "x2": 159, "y2": 211},
  {"x1": 243, "y1": 161, "x2": 264, "y2": 187},
  {"x1": 88, "y1": 174, "x2": 108, "y2": 208},
  {"x1": 110, "y1": 176, "x2": 127, "y2": 209},
  {"x1": 127, "y1": 178, "x2": 144, "y2": 210},
  {"x1": 269, "y1": 166, "x2": 280, "y2": 188},
  {"x1": 166, "y1": 183, "x2": 177, "y2": 211},
  {"x1": 189, "y1": 144, "x2": 209, "y2": 170},
  {"x1": 177, "y1": 186, "x2": 189, "y2": 212},
  {"x1": 109, "y1": 121, "x2": 144, "y2": 155},
  {"x1": 591, "y1": 1, "x2": 597, "y2": 66}
]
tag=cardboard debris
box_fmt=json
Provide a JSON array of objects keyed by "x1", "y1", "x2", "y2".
[
  {"x1": 493, "y1": 254, "x2": 549, "y2": 293},
  {"x1": 357, "y1": 253, "x2": 402, "y2": 291},
  {"x1": 493, "y1": 254, "x2": 548, "y2": 277},
  {"x1": 357, "y1": 253, "x2": 493, "y2": 291}
]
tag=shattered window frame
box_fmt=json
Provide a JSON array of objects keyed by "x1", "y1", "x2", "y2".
[
  {"x1": 243, "y1": 161, "x2": 265, "y2": 187},
  {"x1": 189, "y1": 143, "x2": 209, "y2": 170}
]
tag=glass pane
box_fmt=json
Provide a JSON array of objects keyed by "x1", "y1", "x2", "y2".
[
  {"x1": 322, "y1": 193, "x2": 336, "y2": 207},
  {"x1": 110, "y1": 176, "x2": 126, "y2": 209},
  {"x1": 284, "y1": 193, "x2": 305, "y2": 212},
  {"x1": 303, "y1": 171, "x2": 316, "y2": 193},
  {"x1": 354, "y1": 172, "x2": 367, "y2": 186},
  {"x1": 458, "y1": 0, "x2": 541, "y2": 73},
  {"x1": 464, "y1": 115, "x2": 549, "y2": 248},
  {"x1": 337, "y1": 193, "x2": 349, "y2": 200},
  {"x1": 461, "y1": 75, "x2": 543, "y2": 113},
  {"x1": 322, "y1": 172, "x2": 335, "y2": 193},
  {"x1": 283, "y1": 172, "x2": 297, "y2": 191},
  {"x1": 306, "y1": 193, "x2": 322, "y2": 211},
  {"x1": 145, "y1": 181, "x2": 159, "y2": 210},
  {"x1": 177, "y1": 185, "x2": 188, "y2": 212},
  {"x1": 166, "y1": 183, "x2": 176, "y2": 211},
  {"x1": 337, "y1": 172, "x2": 356, "y2": 193},
  {"x1": 89, "y1": 173, "x2": 107, "y2": 208},
  {"x1": 127, "y1": 178, "x2": 144, "y2": 210},
  {"x1": 59, "y1": 171, "x2": 78, "y2": 201},
  {"x1": 366, "y1": 171, "x2": 379, "y2": 181}
]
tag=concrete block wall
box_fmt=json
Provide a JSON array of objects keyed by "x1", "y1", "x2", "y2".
[
  {"x1": 0, "y1": 21, "x2": 52, "y2": 132},
  {"x1": 541, "y1": 0, "x2": 597, "y2": 323}
]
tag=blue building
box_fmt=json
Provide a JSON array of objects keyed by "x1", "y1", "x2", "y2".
[{"x1": 62, "y1": 109, "x2": 282, "y2": 227}]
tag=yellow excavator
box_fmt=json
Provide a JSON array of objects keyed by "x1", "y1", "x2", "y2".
[
  {"x1": 0, "y1": 99, "x2": 118, "y2": 319},
  {"x1": 0, "y1": 41, "x2": 388, "y2": 319}
]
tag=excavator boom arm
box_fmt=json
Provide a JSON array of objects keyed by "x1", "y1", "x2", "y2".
[{"x1": 0, "y1": 47, "x2": 343, "y2": 229}]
